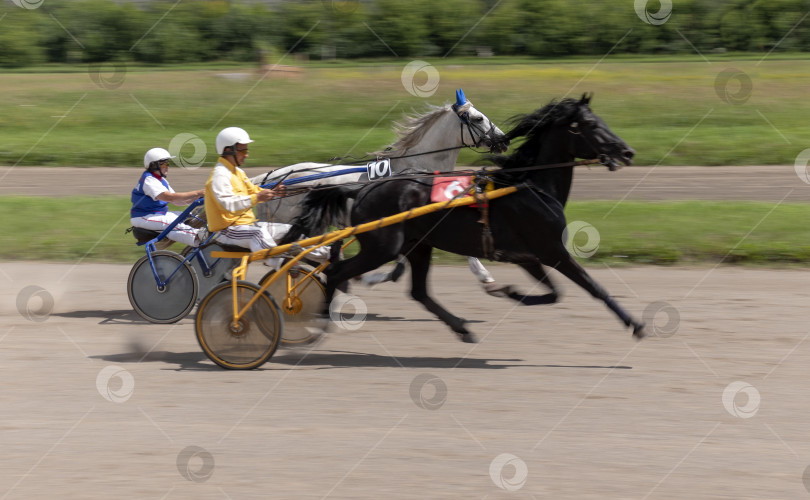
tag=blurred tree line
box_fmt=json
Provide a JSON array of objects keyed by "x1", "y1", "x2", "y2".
[{"x1": 2, "y1": 0, "x2": 810, "y2": 68}]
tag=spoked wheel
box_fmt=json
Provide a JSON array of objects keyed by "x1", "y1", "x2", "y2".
[
  {"x1": 127, "y1": 250, "x2": 198, "y2": 324},
  {"x1": 259, "y1": 264, "x2": 327, "y2": 347},
  {"x1": 195, "y1": 281, "x2": 283, "y2": 370},
  {"x1": 184, "y1": 243, "x2": 237, "y2": 299}
]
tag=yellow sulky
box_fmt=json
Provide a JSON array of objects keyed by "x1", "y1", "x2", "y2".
[{"x1": 211, "y1": 184, "x2": 520, "y2": 326}]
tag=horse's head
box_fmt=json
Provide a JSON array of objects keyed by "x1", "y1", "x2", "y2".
[
  {"x1": 453, "y1": 89, "x2": 510, "y2": 154},
  {"x1": 504, "y1": 94, "x2": 634, "y2": 171},
  {"x1": 565, "y1": 93, "x2": 634, "y2": 170}
]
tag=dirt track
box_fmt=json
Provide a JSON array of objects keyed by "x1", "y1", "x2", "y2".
[{"x1": 3, "y1": 260, "x2": 810, "y2": 499}]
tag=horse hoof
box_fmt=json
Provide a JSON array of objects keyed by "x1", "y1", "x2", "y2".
[
  {"x1": 632, "y1": 323, "x2": 647, "y2": 340},
  {"x1": 483, "y1": 282, "x2": 513, "y2": 298},
  {"x1": 457, "y1": 332, "x2": 478, "y2": 343}
]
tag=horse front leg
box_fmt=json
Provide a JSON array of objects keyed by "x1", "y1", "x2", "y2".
[
  {"x1": 406, "y1": 244, "x2": 477, "y2": 343},
  {"x1": 549, "y1": 255, "x2": 646, "y2": 339}
]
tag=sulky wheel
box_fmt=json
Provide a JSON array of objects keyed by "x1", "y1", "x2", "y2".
[
  {"x1": 184, "y1": 243, "x2": 237, "y2": 300},
  {"x1": 195, "y1": 280, "x2": 283, "y2": 370},
  {"x1": 258, "y1": 264, "x2": 327, "y2": 347},
  {"x1": 127, "y1": 250, "x2": 198, "y2": 324}
]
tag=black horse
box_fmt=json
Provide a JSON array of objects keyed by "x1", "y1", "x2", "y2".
[{"x1": 282, "y1": 94, "x2": 646, "y2": 342}]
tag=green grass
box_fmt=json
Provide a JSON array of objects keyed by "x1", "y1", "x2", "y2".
[
  {"x1": 3, "y1": 57, "x2": 810, "y2": 167},
  {"x1": 3, "y1": 197, "x2": 810, "y2": 266},
  {"x1": 565, "y1": 202, "x2": 810, "y2": 265}
]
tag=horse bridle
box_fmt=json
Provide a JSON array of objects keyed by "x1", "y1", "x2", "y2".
[
  {"x1": 567, "y1": 115, "x2": 623, "y2": 170},
  {"x1": 453, "y1": 103, "x2": 497, "y2": 148}
]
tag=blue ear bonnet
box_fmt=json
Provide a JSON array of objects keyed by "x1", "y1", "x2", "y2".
[{"x1": 455, "y1": 88, "x2": 467, "y2": 107}]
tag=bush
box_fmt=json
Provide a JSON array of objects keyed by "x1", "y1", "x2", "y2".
[{"x1": 3, "y1": 0, "x2": 810, "y2": 66}]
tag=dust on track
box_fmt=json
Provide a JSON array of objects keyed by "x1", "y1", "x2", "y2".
[{"x1": 2, "y1": 261, "x2": 810, "y2": 498}]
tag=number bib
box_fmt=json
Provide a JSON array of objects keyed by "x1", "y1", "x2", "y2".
[{"x1": 366, "y1": 159, "x2": 392, "y2": 180}]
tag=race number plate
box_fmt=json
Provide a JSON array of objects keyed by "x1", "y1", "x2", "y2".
[
  {"x1": 430, "y1": 175, "x2": 472, "y2": 203},
  {"x1": 366, "y1": 159, "x2": 392, "y2": 180}
]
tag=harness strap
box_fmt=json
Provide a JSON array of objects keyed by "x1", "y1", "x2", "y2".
[{"x1": 472, "y1": 183, "x2": 495, "y2": 259}]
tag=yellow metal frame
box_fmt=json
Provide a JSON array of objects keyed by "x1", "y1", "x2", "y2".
[
  {"x1": 210, "y1": 185, "x2": 519, "y2": 328},
  {"x1": 281, "y1": 238, "x2": 353, "y2": 311}
]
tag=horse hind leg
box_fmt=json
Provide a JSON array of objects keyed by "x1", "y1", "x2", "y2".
[
  {"x1": 407, "y1": 244, "x2": 477, "y2": 343},
  {"x1": 549, "y1": 255, "x2": 646, "y2": 339},
  {"x1": 510, "y1": 262, "x2": 561, "y2": 305},
  {"x1": 483, "y1": 261, "x2": 560, "y2": 305}
]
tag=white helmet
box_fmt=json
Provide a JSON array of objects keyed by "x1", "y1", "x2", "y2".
[
  {"x1": 143, "y1": 147, "x2": 175, "y2": 169},
  {"x1": 216, "y1": 127, "x2": 254, "y2": 155}
]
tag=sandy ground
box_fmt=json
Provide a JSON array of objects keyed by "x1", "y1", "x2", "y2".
[
  {"x1": 3, "y1": 260, "x2": 810, "y2": 499},
  {"x1": 2, "y1": 165, "x2": 810, "y2": 202}
]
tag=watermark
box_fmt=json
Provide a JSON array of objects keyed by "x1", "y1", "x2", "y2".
[
  {"x1": 401, "y1": 60, "x2": 440, "y2": 98},
  {"x1": 96, "y1": 365, "x2": 135, "y2": 403},
  {"x1": 489, "y1": 453, "x2": 528, "y2": 492},
  {"x1": 793, "y1": 148, "x2": 810, "y2": 184},
  {"x1": 714, "y1": 68, "x2": 753, "y2": 105},
  {"x1": 88, "y1": 61, "x2": 127, "y2": 90},
  {"x1": 635, "y1": 0, "x2": 672, "y2": 25},
  {"x1": 177, "y1": 445, "x2": 215, "y2": 483},
  {"x1": 722, "y1": 381, "x2": 760, "y2": 419},
  {"x1": 16, "y1": 285, "x2": 54, "y2": 322},
  {"x1": 642, "y1": 301, "x2": 680, "y2": 338},
  {"x1": 329, "y1": 294, "x2": 367, "y2": 331},
  {"x1": 168, "y1": 133, "x2": 207, "y2": 170},
  {"x1": 563, "y1": 221, "x2": 600, "y2": 258},
  {"x1": 322, "y1": 0, "x2": 360, "y2": 14},
  {"x1": 11, "y1": 0, "x2": 44, "y2": 9},
  {"x1": 409, "y1": 373, "x2": 447, "y2": 410}
]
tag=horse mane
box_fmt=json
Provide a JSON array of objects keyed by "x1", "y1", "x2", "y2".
[
  {"x1": 488, "y1": 97, "x2": 582, "y2": 170},
  {"x1": 374, "y1": 104, "x2": 451, "y2": 156},
  {"x1": 505, "y1": 97, "x2": 581, "y2": 142}
]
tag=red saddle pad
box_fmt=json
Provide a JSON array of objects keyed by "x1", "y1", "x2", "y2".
[{"x1": 430, "y1": 175, "x2": 473, "y2": 203}]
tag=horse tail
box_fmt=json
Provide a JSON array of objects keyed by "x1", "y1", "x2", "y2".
[{"x1": 278, "y1": 186, "x2": 358, "y2": 245}]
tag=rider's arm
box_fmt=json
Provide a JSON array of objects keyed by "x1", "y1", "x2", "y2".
[
  {"x1": 210, "y1": 166, "x2": 284, "y2": 210},
  {"x1": 244, "y1": 173, "x2": 285, "y2": 202},
  {"x1": 156, "y1": 189, "x2": 205, "y2": 205},
  {"x1": 144, "y1": 176, "x2": 203, "y2": 206}
]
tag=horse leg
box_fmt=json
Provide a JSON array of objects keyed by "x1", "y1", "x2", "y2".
[
  {"x1": 359, "y1": 255, "x2": 408, "y2": 285},
  {"x1": 468, "y1": 256, "x2": 512, "y2": 298},
  {"x1": 548, "y1": 255, "x2": 646, "y2": 339},
  {"x1": 508, "y1": 262, "x2": 561, "y2": 305},
  {"x1": 406, "y1": 244, "x2": 477, "y2": 343},
  {"x1": 482, "y1": 261, "x2": 560, "y2": 305},
  {"x1": 468, "y1": 257, "x2": 495, "y2": 283},
  {"x1": 321, "y1": 246, "x2": 398, "y2": 322}
]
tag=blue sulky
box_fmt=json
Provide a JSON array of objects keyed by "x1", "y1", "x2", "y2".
[{"x1": 137, "y1": 198, "x2": 216, "y2": 290}]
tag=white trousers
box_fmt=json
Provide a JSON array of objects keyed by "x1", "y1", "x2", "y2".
[
  {"x1": 215, "y1": 222, "x2": 331, "y2": 267},
  {"x1": 131, "y1": 212, "x2": 199, "y2": 247}
]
